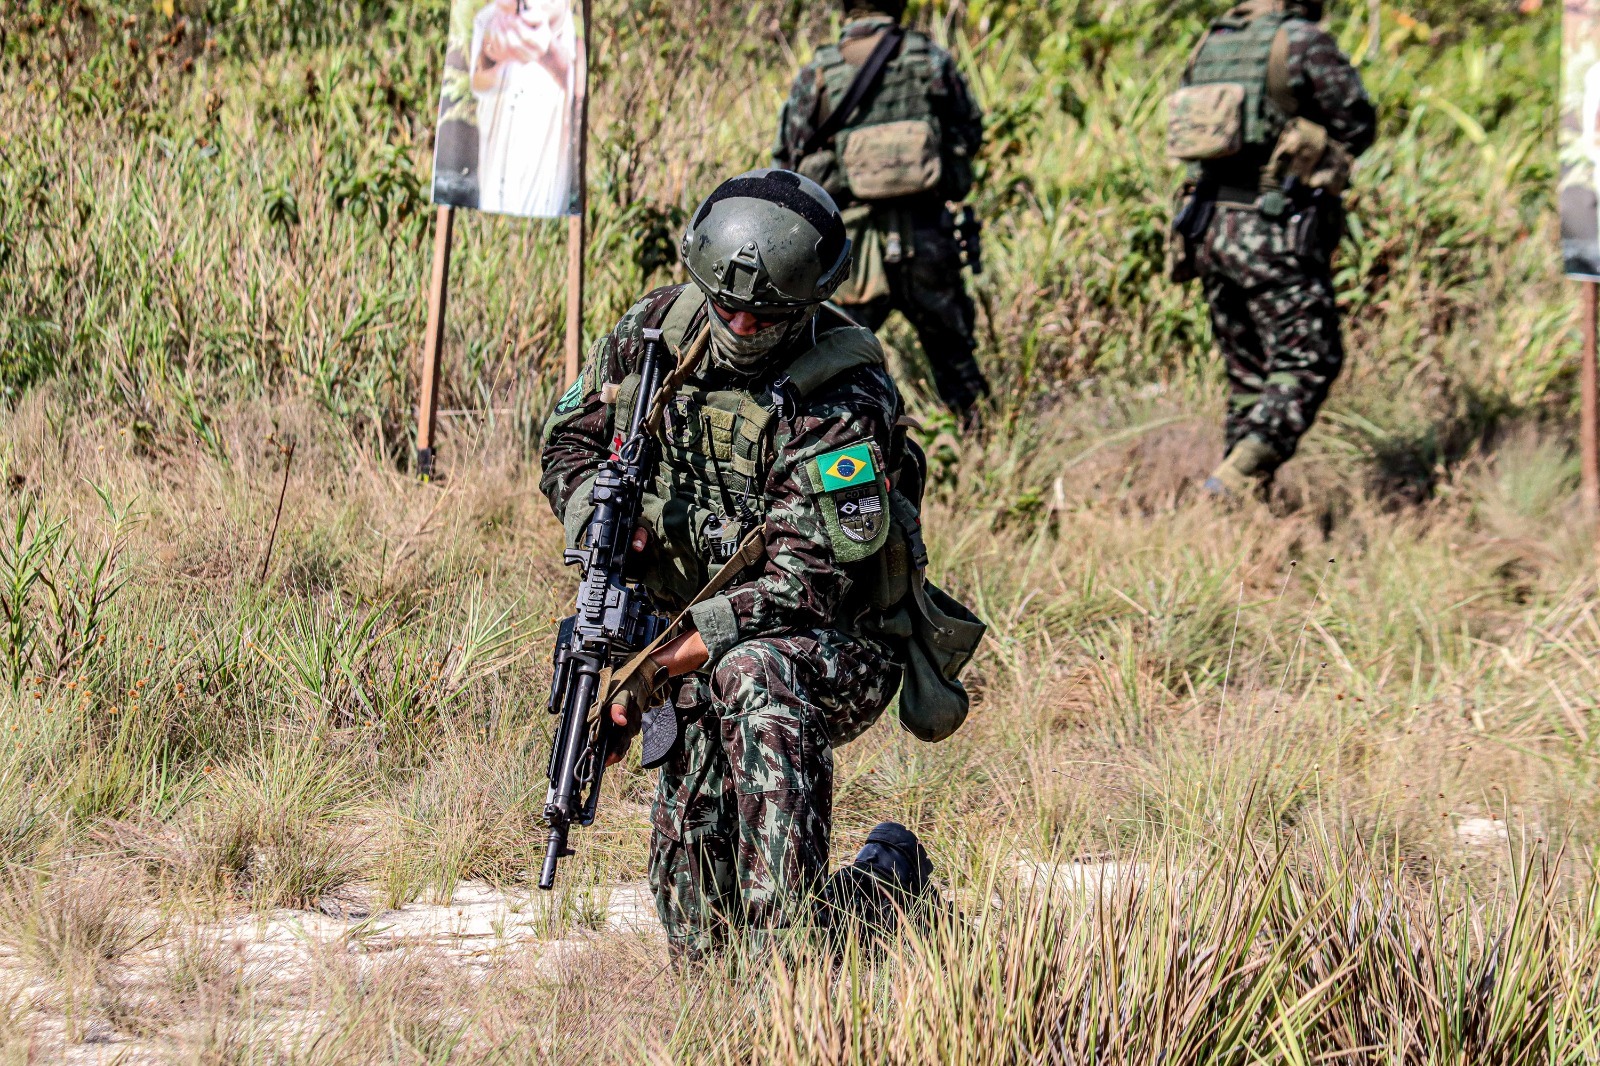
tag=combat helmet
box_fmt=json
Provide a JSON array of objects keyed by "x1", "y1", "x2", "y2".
[{"x1": 681, "y1": 169, "x2": 852, "y2": 313}]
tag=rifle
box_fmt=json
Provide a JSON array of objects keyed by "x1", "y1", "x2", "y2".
[{"x1": 539, "y1": 328, "x2": 672, "y2": 891}]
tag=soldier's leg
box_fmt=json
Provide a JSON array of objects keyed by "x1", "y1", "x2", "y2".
[
  {"x1": 709, "y1": 631, "x2": 901, "y2": 932},
  {"x1": 1195, "y1": 208, "x2": 1285, "y2": 497},
  {"x1": 1200, "y1": 264, "x2": 1271, "y2": 458},
  {"x1": 893, "y1": 222, "x2": 990, "y2": 417},
  {"x1": 1241, "y1": 268, "x2": 1345, "y2": 464},
  {"x1": 649, "y1": 701, "x2": 738, "y2": 963}
]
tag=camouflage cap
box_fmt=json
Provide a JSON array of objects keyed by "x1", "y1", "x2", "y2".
[
  {"x1": 681, "y1": 169, "x2": 852, "y2": 313},
  {"x1": 841, "y1": 0, "x2": 907, "y2": 18},
  {"x1": 1228, "y1": 0, "x2": 1322, "y2": 19}
]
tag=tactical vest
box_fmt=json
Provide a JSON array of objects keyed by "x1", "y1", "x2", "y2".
[
  {"x1": 1176, "y1": 9, "x2": 1299, "y2": 188},
  {"x1": 608, "y1": 287, "x2": 912, "y2": 612},
  {"x1": 603, "y1": 289, "x2": 984, "y2": 745},
  {"x1": 800, "y1": 26, "x2": 960, "y2": 204}
]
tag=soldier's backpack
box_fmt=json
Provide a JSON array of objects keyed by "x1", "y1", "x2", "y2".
[
  {"x1": 1166, "y1": 2, "x2": 1297, "y2": 164},
  {"x1": 798, "y1": 26, "x2": 967, "y2": 204},
  {"x1": 1166, "y1": 1, "x2": 1355, "y2": 199},
  {"x1": 623, "y1": 287, "x2": 986, "y2": 743}
]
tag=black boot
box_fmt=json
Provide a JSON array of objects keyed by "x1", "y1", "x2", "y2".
[{"x1": 814, "y1": 822, "x2": 935, "y2": 945}]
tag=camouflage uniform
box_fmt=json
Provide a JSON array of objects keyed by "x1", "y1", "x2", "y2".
[
  {"x1": 540, "y1": 284, "x2": 904, "y2": 959},
  {"x1": 773, "y1": 14, "x2": 990, "y2": 417},
  {"x1": 1190, "y1": 16, "x2": 1376, "y2": 470}
]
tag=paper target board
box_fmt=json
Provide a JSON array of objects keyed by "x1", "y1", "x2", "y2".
[
  {"x1": 1565, "y1": 0, "x2": 1600, "y2": 279},
  {"x1": 431, "y1": 0, "x2": 586, "y2": 219}
]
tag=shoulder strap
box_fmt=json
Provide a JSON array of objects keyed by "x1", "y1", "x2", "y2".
[
  {"x1": 1266, "y1": 22, "x2": 1297, "y2": 119},
  {"x1": 655, "y1": 285, "x2": 708, "y2": 355},
  {"x1": 801, "y1": 25, "x2": 907, "y2": 158},
  {"x1": 782, "y1": 324, "x2": 884, "y2": 398},
  {"x1": 1180, "y1": 27, "x2": 1216, "y2": 86},
  {"x1": 643, "y1": 324, "x2": 710, "y2": 440}
]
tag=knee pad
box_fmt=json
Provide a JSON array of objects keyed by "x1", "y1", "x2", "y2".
[{"x1": 711, "y1": 639, "x2": 787, "y2": 709}]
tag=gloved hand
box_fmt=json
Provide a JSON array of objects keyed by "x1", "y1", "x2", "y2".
[{"x1": 604, "y1": 658, "x2": 669, "y2": 766}]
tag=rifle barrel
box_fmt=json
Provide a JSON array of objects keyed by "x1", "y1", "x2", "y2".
[{"x1": 539, "y1": 825, "x2": 567, "y2": 890}]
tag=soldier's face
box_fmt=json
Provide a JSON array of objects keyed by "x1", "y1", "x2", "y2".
[
  {"x1": 710, "y1": 300, "x2": 803, "y2": 338},
  {"x1": 706, "y1": 299, "x2": 816, "y2": 369}
]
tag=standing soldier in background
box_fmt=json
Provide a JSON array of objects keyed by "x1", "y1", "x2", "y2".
[
  {"x1": 773, "y1": 0, "x2": 991, "y2": 425},
  {"x1": 1166, "y1": 0, "x2": 1376, "y2": 499}
]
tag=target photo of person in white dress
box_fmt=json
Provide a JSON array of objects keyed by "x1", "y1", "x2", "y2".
[{"x1": 431, "y1": 0, "x2": 584, "y2": 219}]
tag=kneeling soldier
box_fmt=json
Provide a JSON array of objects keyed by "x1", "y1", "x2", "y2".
[{"x1": 541, "y1": 171, "x2": 918, "y2": 960}]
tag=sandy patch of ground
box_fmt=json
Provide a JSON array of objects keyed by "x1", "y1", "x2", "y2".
[{"x1": 0, "y1": 880, "x2": 662, "y2": 1063}]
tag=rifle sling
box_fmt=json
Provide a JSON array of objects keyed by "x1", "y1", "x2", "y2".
[
  {"x1": 801, "y1": 25, "x2": 907, "y2": 159},
  {"x1": 601, "y1": 526, "x2": 767, "y2": 704},
  {"x1": 642, "y1": 323, "x2": 711, "y2": 440}
]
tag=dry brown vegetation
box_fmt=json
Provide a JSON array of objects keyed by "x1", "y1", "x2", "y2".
[{"x1": 2, "y1": 0, "x2": 1596, "y2": 1061}]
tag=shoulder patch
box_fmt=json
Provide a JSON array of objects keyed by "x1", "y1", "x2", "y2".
[
  {"x1": 806, "y1": 441, "x2": 890, "y2": 563},
  {"x1": 818, "y1": 443, "x2": 877, "y2": 491},
  {"x1": 555, "y1": 380, "x2": 585, "y2": 413}
]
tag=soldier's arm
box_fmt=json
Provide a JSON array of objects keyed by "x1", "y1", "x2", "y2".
[
  {"x1": 772, "y1": 66, "x2": 820, "y2": 170},
  {"x1": 1287, "y1": 23, "x2": 1377, "y2": 157},
  {"x1": 538, "y1": 338, "x2": 622, "y2": 548},
  {"x1": 686, "y1": 368, "x2": 899, "y2": 665},
  {"x1": 539, "y1": 289, "x2": 679, "y2": 546},
  {"x1": 933, "y1": 48, "x2": 985, "y2": 158}
]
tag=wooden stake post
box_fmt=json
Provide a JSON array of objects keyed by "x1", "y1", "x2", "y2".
[
  {"x1": 565, "y1": 0, "x2": 592, "y2": 389},
  {"x1": 415, "y1": 206, "x2": 455, "y2": 481},
  {"x1": 1582, "y1": 282, "x2": 1600, "y2": 530}
]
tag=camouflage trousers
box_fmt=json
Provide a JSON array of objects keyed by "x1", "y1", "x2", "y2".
[
  {"x1": 648, "y1": 628, "x2": 901, "y2": 961},
  {"x1": 842, "y1": 217, "x2": 991, "y2": 417},
  {"x1": 1197, "y1": 205, "x2": 1346, "y2": 469}
]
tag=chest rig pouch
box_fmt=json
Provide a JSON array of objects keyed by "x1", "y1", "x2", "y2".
[{"x1": 608, "y1": 289, "x2": 885, "y2": 607}]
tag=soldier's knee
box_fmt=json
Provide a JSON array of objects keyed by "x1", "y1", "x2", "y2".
[{"x1": 711, "y1": 638, "x2": 790, "y2": 711}]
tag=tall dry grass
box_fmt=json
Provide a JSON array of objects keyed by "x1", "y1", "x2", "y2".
[{"x1": 2, "y1": 0, "x2": 1595, "y2": 1061}]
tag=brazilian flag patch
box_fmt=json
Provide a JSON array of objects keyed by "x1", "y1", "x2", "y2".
[
  {"x1": 809, "y1": 441, "x2": 888, "y2": 559},
  {"x1": 817, "y1": 444, "x2": 877, "y2": 491}
]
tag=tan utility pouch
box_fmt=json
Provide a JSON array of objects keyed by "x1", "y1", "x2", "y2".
[
  {"x1": 1166, "y1": 83, "x2": 1246, "y2": 161},
  {"x1": 1269, "y1": 117, "x2": 1354, "y2": 195},
  {"x1": 841, "y1": 119, "x2": 943, "y2": 201}
]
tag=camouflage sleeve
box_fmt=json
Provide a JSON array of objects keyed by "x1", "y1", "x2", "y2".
[
  {"x1": 773, "y1": 64, "x2": 822, "y2": 169},
  {"x1": 1287, "y1": 22, "x2": 1377, "y2": 158},
  {"x1": 686, "y1": 364, "x2": 900, "y2": 665},
  {"x1": 538, "y1": 287, "x2": 682, "y2": 546},
  {"x1": 931, "y1": 46, "x2": 985, "y2": 158}
]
